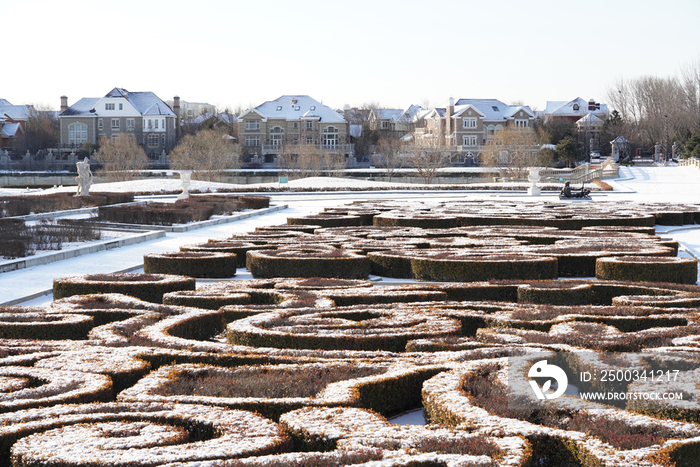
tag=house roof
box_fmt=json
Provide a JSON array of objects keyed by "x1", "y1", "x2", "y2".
[
  {"x1": 349, "y1": 124, "x2": 362, "y2": 138},
  {"x1": 374, "y1": 109, "x2": 402, "y2": 120},
  {"x1": 60, "y1": 88, "x2": 175, "y2": 117},
  {"x1": 0, "y1": 122, "x2": 21, "y2": 138},
  {"x1": 453, "y1": 99, "x2": 533, "y2": 121},
  {"x1": 243, "y1": 95, "x2": 345, "y2": 123},
  {"x1": 545, "y1": 97, "x2": 609, "y2": 118},
  {"x1": 577, "y1": 113, "x2": 604, "y2": 124},
  {"x1": 0, "y1": 104, "x2": 32, "y2": 120},
  {"x1": 391, "y1": 104, "x2": 425, "y2": 123},
  {"x1": 0, "y1": 99, "x2": 12, "y2": 107}
]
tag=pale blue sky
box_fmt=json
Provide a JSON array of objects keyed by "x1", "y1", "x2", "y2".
[{"x1": 4, "y1": 0, "x2": 699, "y2": 112}]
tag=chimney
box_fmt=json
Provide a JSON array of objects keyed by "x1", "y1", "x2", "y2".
[
  {"x1": 60, "y1": 96, "x2": 68, "y2": 113},
  {"x1": 446, "y1": 97, "x2": 455, "y2": 146},
  {"x1": 173, "y1": 96, "x2": 181, "y2": 118},
  {"x1": 173, "y1": 96, "x2": 181, "y2": 139}
]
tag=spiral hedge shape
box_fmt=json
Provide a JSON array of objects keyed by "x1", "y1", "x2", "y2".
[
  {"x1": 2, "y1": 402, "x2": 289, "y2": 467},
  {"x1": 0, "y1": 312, "x2": 93, "y2": 340},
  {"x1": 53, "y1": 273, "x2": 196, "y2": 303},
  {"x1": 0, "y1": 366, "x2": 112, "y2": 413},
  {"x1": 227, "y1": 305, "x2": 463, "y2": 352}
]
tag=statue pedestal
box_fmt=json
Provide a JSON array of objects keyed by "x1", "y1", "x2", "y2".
[
  {"x1": 527, "y1": 168, "x2": 541, "y2": 196},
  {"x1": 177, "y1": 171, "x2": 192, "y2": 200}
]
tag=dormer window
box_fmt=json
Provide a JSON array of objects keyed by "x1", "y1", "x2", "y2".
[
  {"x1": 276, "y1": 106, "x2": 282, "y2": 111},
  {"x1": 310, "y1": 106, "x2": 316, "y2": 110},
  {"x1": 573, "y1": 104, "x2": 580, "y2": 111},
  {"x1": 491, "y1": 106, "x2": 499, "y2": 111},
  {"x1": 295, "y1": 106, "x2": 300, "y2": 111}
]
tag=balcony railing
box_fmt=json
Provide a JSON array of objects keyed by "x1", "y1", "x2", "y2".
[{"x1": 261, "y1": 143, "x2": 355, "y2": 155}]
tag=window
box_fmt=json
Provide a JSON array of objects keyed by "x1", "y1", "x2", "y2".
[
  {"x1": 573, "y1": 104, "x2": 580, "y2": 111},
  {"x1": 245, "y1": 136, "x2": 260, "y2": 146},
  {"x1": 148, "y1": 134, "x2": 159, "y2": 148},
  {"x1": 105, "y1": 103, "x2": 115, "y2": 110},
  {"x1": 294, "y1": 106, "x2": 300, "y2": 111},
  {"x1": 154, "y1": 119, "x2": 158, "y2": 129},
  {"x1": 306, "y1": 137, "x2": 313, "y2": 144},
  {"x1": 381, "y1": 121, "x2": 389, "y2": 129},
  {"x1": 126, "y1": 118, "x2": 135, "y2": 130},
  {"x1": 245, "y1": 120, "x2": 260, "y2": 131},
  {"x1": 514, "y1": 119, "x2": 528, "y2": 128},
  {"x1": 310, "y1": 106, "x2": 316, "y2": 110},
  {"x1": 119, "y1": 103, "x2": 123, "y2": 110},
  {"x1": 306, "y1": 121, "x2": 313, "y2": 131},
  {"x1": 293, "y1": 138, "x2": 298, "y2": 145},
  {"x1": 68, "y1": 122, "x2": 88, "y2": 146},
  {"x1": 98, "y1": 119, "x2": 103, "y2": 130},
  {"x1": 323, "y1": 126, "x2": 339, "y2": 147},
  {"x1": 293, "y1": 122, "x2": 298, "y2": 129},
  {"x1": 111, "y1": 118, "x2": 120, "y2": 129},
  {"x1": 270, "y1": 126, "x2": 284, "y2": 146},
  {"x1": 463, "y1": 118, "x2": 477, "y2": 129},
  {"x1": 276, "y1": 106, "x2": 282, "y2": 111},
  {"x1": 463, "y1": 135, "x2": 477, "y2": 146},
  {"x1": 491, "y1": 106, "x2": 499, "y2": 111}
]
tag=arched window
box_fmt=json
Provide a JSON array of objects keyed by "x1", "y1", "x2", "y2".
[
  {"x1": 322, "y1": 126, "x2": 338, "y2": 147},
  {"x1": 270, "y1": 126, "x2": 284, "y2": 146},
  {"x1": 486, "y1": 125, "x2": 495, "y2": 136},
  {"x1": 68, "y1": 122, "x2": 88, "y2": 146}
]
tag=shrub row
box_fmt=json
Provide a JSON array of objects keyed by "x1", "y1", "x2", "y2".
[
  {"x1": 144, "y1": 252, "x2": 237, "y2": 278},
  {"x1": 53, "y1": 273, "x2": 196, "y2": 303}
]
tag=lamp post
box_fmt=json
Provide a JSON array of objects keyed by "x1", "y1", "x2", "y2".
[{"x1": 664, "y1": 114, "x2": 669, "y2": 165}]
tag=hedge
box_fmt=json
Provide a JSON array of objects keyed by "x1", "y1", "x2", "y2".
[
  {"x1": 246, "y1": 249, "x2": 371, "y2": 279},
  {"x1": 0, "y1": 311, "x2": 93, "y2": 340},
  {"x1": 144, "y1": 252, "x2": 237, "y2": 278},
  {"x1": 596, "y1": 255, "x2": 699, "y2": 284},
  {"x1": 410, "y1": 253, "x2": 559, "y2": 282},
  {"x1": 226, "y1": 305, "x2": 463, "y2": 352},
  {"x1": 53, "y1": 273, "x2": 196, "y2": 303},
  {"x1": 4, "y1": 402, "x2": 289, "y2": 467},
  {"x1": 180, "y1": 241, "x2": 267, "y2": 268}
]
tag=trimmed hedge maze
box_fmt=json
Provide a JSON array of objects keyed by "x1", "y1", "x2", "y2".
[{"x1": 9, "y1": 199, "x2": 700, "y2": 465}]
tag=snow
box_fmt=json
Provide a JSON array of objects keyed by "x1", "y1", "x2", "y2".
[{"x1": 1, "y1": 165, "x2": 700, "y2": 306}]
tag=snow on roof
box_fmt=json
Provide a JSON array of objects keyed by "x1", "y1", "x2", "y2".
[
  {"x1": 392, "y1": 104, "x2": 426, "y2": 123},
  {"x1": 0, "y1": 122, "x2": 21, "y2": 138},
  {"x1": 374, "y1": 109, "x2": 402, "y2": 120},
  {"x1": 60, "y1": 89, "x2": 175, "y2": 117},
  {"x1": 0, "y1": 104, "x2": 32, "y2": 120},
  {"x1": 350, "y1": 124, "x2": 362, "y2": 138},
  {"x1": 545, "y1": 97, "x2": 609, "y2": 118},
  {"x1": 59, "y1": 97, "x2": 100, "y2": 116},
  {"x1": 252, "y1": 95, "x2": 345, "y2": 123},
  {"x1": 0, "y1": 99, "x2": 12, "y2": 107},
  {"x1": 577, "y1": 113, "x2": 604, "y2": 124},
  {"x1": 453, "y1": 99, "x2": 520, "y2": 121}
]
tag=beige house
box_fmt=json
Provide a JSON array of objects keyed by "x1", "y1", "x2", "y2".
[
  {"x1": 416, "y1": 98, "x2": 536, "y2": 164},
  {"x1": 237, "y1": 95, "x2": 352, "y2": 167}
]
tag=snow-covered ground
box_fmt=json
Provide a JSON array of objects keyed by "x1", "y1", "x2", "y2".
[{"x1": 1, "y1": 165, "x2": 699, "y2": 306}]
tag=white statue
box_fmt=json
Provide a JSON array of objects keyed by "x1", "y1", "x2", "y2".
[
  {"x1": 75, "y1": 157, "x2": 93, "y2": 196},
  {"x1": 177, "y1": 170, "x2": 192, "y2": 200}
]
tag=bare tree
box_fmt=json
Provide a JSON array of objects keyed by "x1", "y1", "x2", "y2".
[
  {"x1": 373, "y1": 137, "x2": 405, "y2": 181},
  {"x1": 169, "y1": 129, "x2": 241, "y2": 182},
  {"x1": 18, "y1": 105, "x2": 59, "y2": 154},
  {"x1": 93, "y1": 134, "x2": 149, "y2": 182},
  {"x1": 279, "y1": 142, "x2": 323, "y2": 179},
  {"x1": 482, "y1": 126, "x2": 543, "y2": 179},
  {"x1": 402, "y1": 136, "x2": 450, "y2": 184}
]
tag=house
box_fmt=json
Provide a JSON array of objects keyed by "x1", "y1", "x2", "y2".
[
  {"x1": 543, "y1": 97, "x2": 609, "y2": 124},
  {"x1": 237, "y1": 95, "x2": 352, "y2": 167},
  {"x1": 369, "y1": 105, "x2": 426, "y2": 134},
  {"x1": 416, "y1": 98, "x2": 536, "y2": 164},
  {"x1": 58, "y1": 88, "x2": 178, "y2": 156},
  {"x1": 0, "y1": 100, "x2": 32, "y2": 151}
]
